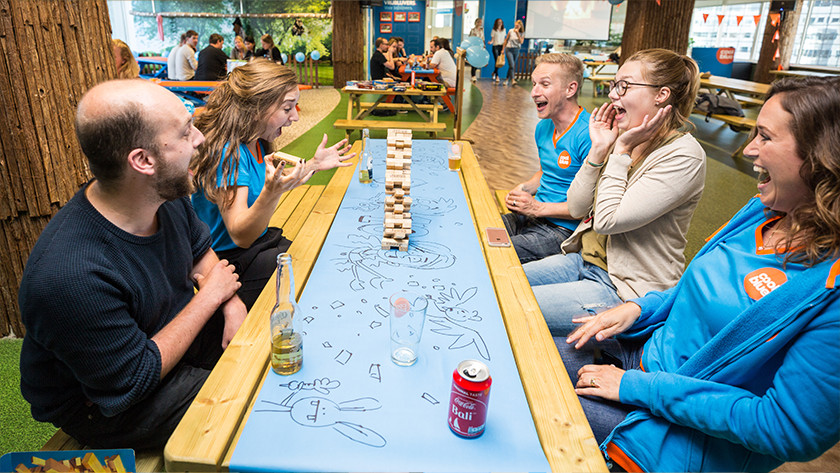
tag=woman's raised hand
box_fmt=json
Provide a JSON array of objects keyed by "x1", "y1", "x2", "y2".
[
  {"x1": 588, "y1": 102, "x2": 620, "y2": 159},
  {"x1": 263, "y1": 156, "x2": 306, "y2": 196},
  {"x1": 565, "y1": 302, "x2": 641, "y2": 349},
  {"x1": 614, "y1": 104, "x2": 672, "y2": 156},
  {"x1": 311, "y1": 134, "x2": 355, "y2": 173}
]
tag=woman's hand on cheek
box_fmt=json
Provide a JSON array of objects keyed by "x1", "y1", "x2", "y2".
[{"x1": 615, "y1": 104, "x2": 672, "y2": 155}]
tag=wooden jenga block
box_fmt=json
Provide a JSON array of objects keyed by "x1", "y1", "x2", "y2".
[
  {"x1": 402, "y1": 196, "x2": 412, "y2": 208},
  {"x1": 383, "y1": 227, "x2": 395, "y2": 237},
  {"x1": 399, "y1": 241, "x2": 409, "y2": 251},
  {"x1": 393, "y1": 204, "x2": 404, "y2": 214},
  {"x1": 394, "y1": 188, "x2": 405, "y2": 198},
  {"x1": 382, "y1": 237, "x2": 400, "y2": 249}
]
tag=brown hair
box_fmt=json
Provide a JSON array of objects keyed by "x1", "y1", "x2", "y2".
[
  {"x1": 535, "y1": 53, "x2": 584, "y2": 99},
  {"x1": 261, "y1": 34, "x2": 275, "y2": 48},
  {"x1": 625, "y1": 48, "x2": 699, "y2": 134},
  {"x1": 209, "y1": 33, "x2": 224, "y2": 45},
  {"x1": 763, "y1": 76, "x2": 840, "y2": 265},
  {"x1": 493, "y1": 18, "x2": 504, "y2": 31},
  {"x1": 191, "y1": 59, "x2": 298, "y2": 207}
]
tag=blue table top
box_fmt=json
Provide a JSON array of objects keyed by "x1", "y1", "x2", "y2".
[{"x1": 229, "y1": 140, "x2": 550, "y2": 472}]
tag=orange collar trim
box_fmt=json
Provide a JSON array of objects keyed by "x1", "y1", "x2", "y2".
[
  {"x1": 553, "y1": 106, "x2": 583, "y2": 147},
  {"x1": 826, "y1": 258, "x2": 840, "y2": 289}
]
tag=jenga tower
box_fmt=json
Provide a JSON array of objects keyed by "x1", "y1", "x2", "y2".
[{"x1": 382, "y1": 129, "x2": 414, "y2": 251}]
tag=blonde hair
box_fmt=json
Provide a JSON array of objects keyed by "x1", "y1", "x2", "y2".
[
  {"x1": 192, "y1": 59, "x2": 298, "y2": 207},
  {"x1": 515, "y1": 20, "x2": 524, "y2": 31},
  {"x1": 112, "y1": 39, "x2": 139, "y2": 79},
  {"x1": 535, "y1": 53, "x2": 584, "y2": 98},
  {"x1": 261, "y1": 34, "x2": 275, "y2": 49}
]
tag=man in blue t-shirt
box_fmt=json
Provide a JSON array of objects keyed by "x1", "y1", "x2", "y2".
[
  {"x1": 18, "y1": 80, "x2": 246, "y2": 449},
  {"x1": 502, "y1": 53, "x2": 591, "y2": 263}
]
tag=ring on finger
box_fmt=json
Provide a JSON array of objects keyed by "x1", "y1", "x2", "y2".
[{"x1": 590, "y1": 377, "x2": 598, "y2": 388}]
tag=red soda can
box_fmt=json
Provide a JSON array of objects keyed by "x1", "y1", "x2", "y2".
[{"x1": 448, "y1": 360, "x2": 492, "y2": 438}]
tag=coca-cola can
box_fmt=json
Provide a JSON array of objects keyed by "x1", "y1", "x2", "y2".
[{"x1": 448, "y1": 359, "x2": 492, "y2": 438}]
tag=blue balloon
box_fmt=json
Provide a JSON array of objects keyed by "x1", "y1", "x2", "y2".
[
  {"x1": 466, "y1": 45, "x2": 490, "y2": 68},
  {"x1": 295, "y1": 52, "x2": 305, "y2": 63},
  {"x1": 460, "y1": 36, "x2": 481, "y2": 51},
  {"x1": 281, "y1": 53, "x2": 288, "y2": 64},
  {"x1": 310, "y1": 50, "x2": 321, "y2": 61}
]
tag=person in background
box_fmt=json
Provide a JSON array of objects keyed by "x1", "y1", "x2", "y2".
[
  {"x1": 231, "y1": 35, "x2": 249, "y2": 61},
  {"x1": 468, "y1": 17, "x2": 484, "y2": 82},
  {"x1": 18, "y1": 79, "x2": 245, "y2": 449},
  {"x1": 560, "y1": 75, "x2": 840, "y2": 473},
  {"x1": 190, "y1": 60, "x2": 354, "y2": 309},
  {"x1": 112, "y1": 39, "x2": 139, "y2": 79},
  {"x1": 291, "y1": 18, "x2": 305, "y2": 36},
  {"x1": 502, "y1": 19, "x2": 524, "y2": 87},
  {"x1": 524, "y1": 49, "x2": 706, "y2": 335},
  {"x1": 489, "y1": 18, "x2": 505, "y2": 83},
  {"x1": 167, "y1": 34, "x2": 186, "y2": 79},
  {"x1": 195, "y1": 33, "x2": 228, "y2": 81},
  {"x1": 175, "y1": 30, "x2": 199, "y2": 81},
  {"x1": 389, "y1": 36, "x2": 407, "y2": 60},
  {"x1": 503, "y1": 53, "x2": 590, "y2": 263},
  {"x1": 370, "y1": 37, "x2": 396, "y2": 81},
  {"x1": 427, "y1": 37, "x2": 456, "y2": 88},
  {"x1": 386, "y1": 37, "x2": 405, "y2": 80},
  {"x1": 232, "y1": 17, "x2": 243, "y2": 40},
  {"x1": 256, "y1": 34, "x2": 283, "y2": 63},
  {"x1": 244, "y1": 36, "x2": 257, "y2": 59}
]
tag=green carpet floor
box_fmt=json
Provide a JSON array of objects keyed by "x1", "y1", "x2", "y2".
[{"x1": 0, "y1": 338, "x2": 56, "y2": 455}]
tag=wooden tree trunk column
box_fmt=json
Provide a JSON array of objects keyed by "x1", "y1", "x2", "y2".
[
  {"x1": 0, "y1": 0, "x2": 115, "y2": 337},
  {"x1": 620, "y1": 0, "x2": 695, "y2": 64},
  {"x1": 754, "y1": 1, "x2": 802, "y2": 84},
  {"x1": 331, "y1": 0, "x2": 364, "y2": 88}
]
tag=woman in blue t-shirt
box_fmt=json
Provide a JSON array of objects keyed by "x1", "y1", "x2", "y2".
[
  {"x1": 560, "y1": 75, "x2": 840, "y2": 472},
  {"x1": 191, "y1": 59, "x2": 353, "y2": 308}
]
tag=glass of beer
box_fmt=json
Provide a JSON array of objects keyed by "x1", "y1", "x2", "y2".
[
  {"x1": 389, "y1": 290, "x2": 427, "y2": 366},
  {"x1": 448, "y1": 142, "x2": 462, "y2": 171}
]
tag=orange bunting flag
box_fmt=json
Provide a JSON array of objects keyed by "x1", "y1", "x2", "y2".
[
  {"x1": 703, "y1": 13, "x2": 709, "y2": 23},
  {"x1": 736, "y1": 15, "x2": 744, "y2": 25},
  {"x1": 773, "y1": 29, "x2": 780, "y2": 42},
  {"x1": 770, "y1": 13, "x2": 780, "y2": 27},
  {"x1": 717, "y1": 14, "x2": 725, "y2": 25},
  {"x1": 754, "y1": 14, "x2": 762, "y2": 26},
  {"x1": 774, "y1": 46, "x2": 780, "y2": 60},
  {"x1": 656, "y1": 0, "x2": 661, "y2": 5}
]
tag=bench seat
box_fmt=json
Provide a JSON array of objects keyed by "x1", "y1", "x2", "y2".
[
  {"x1": 42, "y1": 430, "x2": 164, "y2": 473},
  {"x1": 334, "y1": 119, "x2": 445, "y2": 139}
]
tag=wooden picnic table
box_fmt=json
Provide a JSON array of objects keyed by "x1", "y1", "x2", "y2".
[
  {"x1": 334, "y1": 86, "x2": 447, "y2": 139},
  {"x1": 583, "y1": 60, "x2": 611, "y2": 77},
  {"x1": 769, "y1": 69, "x2": 839, "y2": 79},
  {"x1": 700, "y1": 75, "x2": 771, "y2": 104},
  {"x1": 164, "y1": 140, "x2": 607, "y2": 472}
]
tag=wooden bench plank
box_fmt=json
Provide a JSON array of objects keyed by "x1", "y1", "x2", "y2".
[
  {"x1": 458, "y1": 143, "x2": 607, "y2": 472},
  {"x1": 495, "y1": 189, "x2": 511, "y2": 214},
  {"x1": 359, "y1": 101, "x2": 440, "y2": 111},
  {"x1": 733, "y1": 94, "x2": 764, "y2": 107},
  {"x1": 589, "y1": 75, "x2": 614, "y2": 97},
  {"x1": 165, "y1": 143, "x2": 360, "y2": 472}
]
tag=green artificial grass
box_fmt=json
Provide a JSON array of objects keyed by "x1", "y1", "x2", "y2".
[{"x1": 0, "y1": 338, "x2": 57, "y2": 455}]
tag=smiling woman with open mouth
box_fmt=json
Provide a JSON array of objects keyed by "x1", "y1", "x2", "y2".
[{"x1": 523, "y1": 48, "x2": 707, "y2": 336}]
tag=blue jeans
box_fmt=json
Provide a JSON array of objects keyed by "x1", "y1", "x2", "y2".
[
  {"x1": 524, "y1": 252, "x2": 623, "y2": 335},
  {"x1": 502, "y1": 212, "x2": 573, "y2": 263},
  {"x1": 506, "y1": 48, "x2": 520, "y2": 81},
  {"x1": 554, "y1": 336, "x2": 644, "y2": 444}
]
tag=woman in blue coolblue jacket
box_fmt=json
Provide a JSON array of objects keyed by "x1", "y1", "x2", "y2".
[{"x1": 558, "y1": 75, "x2": 840, "y2": 471}]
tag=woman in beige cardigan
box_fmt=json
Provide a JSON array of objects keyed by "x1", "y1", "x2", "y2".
[{"x1": 523, "y1": 49, "x2": 706, "y2": 335}]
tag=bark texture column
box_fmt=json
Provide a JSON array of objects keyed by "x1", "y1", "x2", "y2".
[
  {"x1": 754, "y1": 2, "x2": 801, "y2": 84},
  {"x1": 620, "y1": 0, "x2": 695, "y2": 65},
  {"x1": 0, "y1": 0, "x2": 115, "y2": 337},
  {"x1": 331, "y1": 0, "x2": 364, "y2": 88}
]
